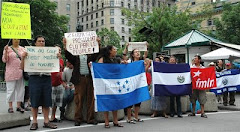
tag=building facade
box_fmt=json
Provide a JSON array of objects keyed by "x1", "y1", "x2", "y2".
[
  {"x1": 176, "y1": 0, "x2": 240, "y2": 31},
  {"x1": 78, "y1": 0, "x2": 175, "y2": 45},
  {"x1": 50, "y1": 0, "x2": 81, "y2": 32}
]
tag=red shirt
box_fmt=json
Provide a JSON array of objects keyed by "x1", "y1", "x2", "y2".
[
  {"x1": 146, "y1": 72, "x2": 152, "y2": 85},
  {"x1": 51, "y1": 59, "x2": 64, "y2": 86}
]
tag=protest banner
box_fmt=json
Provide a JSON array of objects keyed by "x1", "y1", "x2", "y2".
[
  {"x1": 24, "y1": 46, "x2": 59, "y2": 72},
  {"x1": 64, "y1": 31, "x2": 99, "y2": 55},
  {"x1": 128, "y1": 42, "x2": 147, "y2": 51},
  {"x1": 191, "y1": 67, "x2": 217, "y2": 90},
  {"x1": 1, "y1": 2, "x2": 31, "y2": 39}
]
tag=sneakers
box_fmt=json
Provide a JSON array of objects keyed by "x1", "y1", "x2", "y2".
[{"x1": 126, "y1": 119, "x2": 136, "y2": 124}]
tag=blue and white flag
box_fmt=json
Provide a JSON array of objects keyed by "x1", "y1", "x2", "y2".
[
  {"x1": 210, "y1": 69, "x2": 240, "y2": 94},
  {"x1": 91, "y1": 61, "x2": 150, "y2": 112},
  {"x1": 152, "y1": 62, "x2": 192, "y2": 96}
]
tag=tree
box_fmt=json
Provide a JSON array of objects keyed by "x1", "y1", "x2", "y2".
[
  {"x1": 97, "y1": 28, "x2": 122, "y2": 53},
  {"x1": 122, "y1": 5, "x2": 196, "y2": 57},
  {"x1": 215, "y1": 3, "x2": 240, "y2": 44}
]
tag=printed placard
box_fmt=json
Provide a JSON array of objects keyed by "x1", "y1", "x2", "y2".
[
  {"x1": 24, "y1": 46, "x2": 59, "y2": 72},
  {"x1": 128, "y1": 42, "x2": 147, "y2": 51},
  {"x1": 64, "y1": 31, "x2": 99, "y2": 55},
  {"x1": 1, "y1": 2, "x2": 31, "y2": 39}
]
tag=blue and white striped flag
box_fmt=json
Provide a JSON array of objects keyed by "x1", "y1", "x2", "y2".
[
  {"x1": 91, "y1": 61, "x2": 150, "y2": 112},
  {"x1": 211, "y1": 69, "x2": 240, "y2": 94},
  {"x1": 152, "y1": 62, "x2": 192, "y2": 96}
]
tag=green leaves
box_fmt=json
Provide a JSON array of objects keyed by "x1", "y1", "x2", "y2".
[{"x1": 97, "y1": 28, "x2": 121, "y2": 48}]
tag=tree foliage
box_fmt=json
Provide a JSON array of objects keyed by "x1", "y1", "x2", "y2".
[
  {"x1": 97, "y1": 28, "x2": 122, "y2": 53},
  {"x1": 122, "y1": 5, "x2": 195, "y2": 57},
  {"x1": 215, "y1": 3, "x2": 240, "y2": 44}
]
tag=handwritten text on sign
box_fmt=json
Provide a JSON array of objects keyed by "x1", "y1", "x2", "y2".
[
  {"x1": 24, "y1": 46, "x2": 59, "y2": 72},
  {"x1": 128, "y1": 42, "x2": 148, "y2": 51},
  {"x1": 64, "y1": 31, "x2": 99, "y2": 55},
  {"x1": 1, "y1": 2, "x2": 31, "y2": 39}
]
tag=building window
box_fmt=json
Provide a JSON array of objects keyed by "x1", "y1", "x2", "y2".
[
  {"x1": 96, "y1": 13, "x2": 98, "y2": 18},
  {"x1": 158, "y1": 1, "x2": 161, "y2": 7},
  {"x1": 66, "y1": 4, "x2": 70, "y2": 11},
  {"x1": 102, "y1": 2, "x2": 104, "y2": 8},
  {"x1": 101, "y1": 11, "x2": 104, "y2": 16},
  {"x1": 128, "y1": 3, "x2": 131, "y2": 9},
  {"x1": 191, "y1": 2, "x2": 196, "y2": 5},
  {"x1": 110, "y1": 0, "x2": 114, "y2": 7},
  {"x1": 86, "y1": 16, "x2": 88, "y2": 21},
  {"x1": 152, "y1": 0, "x2": 155, "y2": 6},
  {"x1": 121, "y1": 10, "x2": 125, "y2": 16},
  {"x1": 134, "y1": 4, "x2": 137, "y2": 9},
  {"x1": 129, "y1": 28, "x2": 131, "y2": 34},
  {"x1": 110, "y1": 9, "x2": 114, "y2": 16},
  {"x1": 110, "y1": 18, "x2": 114, "y2": 24},
  {"x1": 78, "y1": 12, "x2": 80, "y2": 16},
  {"x1": 91, "y1": 0, "x2": 93, "y2": 4},
  {"x1": 101, "y1": 19, "x2": 104, "y2": 25},
  {"x1": 97, "y1": 5, "x2": 99, "y2": 9},
  {"x1": 110, "y1": 27, "x2": 114, "y2": 31},
  {"x1": 77, "y1": 2, "x2": 79, "y2": 9},
  {"x1": 82, "y1": 10, "x2": 84, "y2": 14},
  {"x1": 82, "y1": 18, "x2": 84, "y2": 22},
  {"x1": 92, "y1": 7, "x2": 94, "y2": 11},
  {"x1": 96, "y1": 29, "x2": 99, "y2": 33},
  {"x1": 87, "y1": 8, "x2": 88, "y2": 13},
  {"x1": 121, "y1": 2, "x2": 124, "y2": 7},
  {"x1": 96, "y1": 21, "x2": 99, "y2": 27},
  {"x1": 122, "y1": 36, "x2": 125, "y2": 41},
  {"x1": 121, "y1": 19, "x2": 125, "y2": 25},
  {"x1": 147, "y1": 8, "x2": 149, "y2": 12},
  {"x1": 87, "y1": 0, "x2": 88, "y2": 6},
  {"x1": 81, "y1": 0, "x2": 84, "y2": 7},
  {"x1": 67, "y1": 25, "x2": 70, "y2": 32},
  {"x1": 91, "y1": 22, "x2": 93, "y2": 28},
  {"x1": 129, "y1": 37, "x2": 132, "y2": 42},
  {"x1": 141, "y1": 6, "x2": 144, "y2": 11},
  {"x1": 141, "y1": 0, "x2": 143, "y2": 4},
  {"x1": 91, "y1": 14, "x2": 93, "y2": 20},
  {"x1": 147, "y1": 0, "x2": 149, "y2": 6},
  {"x1": 207, "y1": 19, "x2": 214, "y2": 26},
  {"x1": 122, "y1": 27, "x2": 125, "y2": 33},
  {"x1": 86, "y1": 24, "x2": 88, "y2": 29}
]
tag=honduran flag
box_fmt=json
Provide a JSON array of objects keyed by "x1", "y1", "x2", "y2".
[
  {"x1": 91, "y1": 61, "x2": 150, "y2": 112},
  {"x1": 211, "y1": 69, "x2": 240, "y2": 94},
  {"x1": 152, "y1": 62, "x2": 192, "y2": 96}
]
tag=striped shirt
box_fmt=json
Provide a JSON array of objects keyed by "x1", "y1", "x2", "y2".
[{"x1": 79, "y1": 55, "x2": 89, "y2": 75}]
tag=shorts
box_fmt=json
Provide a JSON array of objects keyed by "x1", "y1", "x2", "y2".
[
  {"x1": 190, "y1": 89, "x2": 207, "y2": 105},
  {"x1": 29, "y1": 75, "x2": 52, "y2": 108},
  {"x1": 52, "y1": 84, "x2": 64, "y2": 107}
]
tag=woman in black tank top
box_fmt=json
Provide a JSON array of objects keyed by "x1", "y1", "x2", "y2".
[{"x1": 98, "y1": 45, "x2": 123, "y2": 128}]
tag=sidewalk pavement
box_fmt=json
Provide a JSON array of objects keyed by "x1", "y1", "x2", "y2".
[
  {"x1": 218, "y1": 93, "x2": 240, "y2": 111},
  {"x1": 0, "y1": 91, "x2": 30, "y2": 130}
]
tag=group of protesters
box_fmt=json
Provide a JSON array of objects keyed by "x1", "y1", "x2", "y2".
[{"x1": 3, "y1": 35, "x2": 237, "y2": 131}]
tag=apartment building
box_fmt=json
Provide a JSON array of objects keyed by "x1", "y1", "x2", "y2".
[
  {"x1": 176, "y1": 0, "x2": 240, "y2": 31},
  {"x1": 78, "y1": 0, "x2": 175, "y2": 45}
]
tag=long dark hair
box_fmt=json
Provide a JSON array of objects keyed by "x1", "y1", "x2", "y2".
[{"x1": 99, "y1": 45, "x2": 114, "y2": 59}]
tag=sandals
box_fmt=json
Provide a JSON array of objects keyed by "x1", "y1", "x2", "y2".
[
  {"x1": 113, "y1": 122, "x2": 124, "y2": 127},
  {"x1": 127, "y1": 119, "x2": 136, "y2": 124},
  {"x1": 30, "y1": 123, "x2": 38, "y2": 130},
  {"x1": 16, "y1": 107, "x2": 25, "y2": 113},
  {"x1": 8, "y1": 108, "x2": 14, "y2": 113},
  {"x1": 201, "y1": 113, "x2": 208, "y2": 118},
  {"x1": 50, "y1": 118, "x2": 61, "y2": 123},
  {"x1": 43, "y1": 122, "x2": 57, "y2": 129},
  {"x1": 151, "y1": 114, "x2": 157, "y2": 118},
  {"x1": 188, "y1": 113, "x2": 196, "y2": 116},
  {"x1": 163, "y1": 114, "x2": 168, "y2": 118},
  {"x1": 133, "y1": 118, "x2": 144, "y2": 122},
  {"x1": 104, "y1": 124, "x2": 110, "y2": 128}
]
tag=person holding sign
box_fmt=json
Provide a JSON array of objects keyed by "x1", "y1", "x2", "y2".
[
  {"x1": 123, "y1": 42, "x2": 148, "y2": 123},
  {"x1": 2, "y1": 39, "x2": 25, "y2": 114},
  {"x1": 21, "y1": 35, "x2": 58, "y2": 130},
  {"x1": 63, "y1": 37, "x2": 100, "y2": 126}
]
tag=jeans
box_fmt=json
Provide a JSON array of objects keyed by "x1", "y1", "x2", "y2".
[
  {"x1": 170, "y1": 96, "x2": 182, "y2": 116},
  {"x1": 59, "y1": 88, "x2": 74, "y2": 113}
]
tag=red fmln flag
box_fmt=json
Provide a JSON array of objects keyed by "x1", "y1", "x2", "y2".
[{"x1": 191, "y1": 67, "x2": 217, "y2": 90}]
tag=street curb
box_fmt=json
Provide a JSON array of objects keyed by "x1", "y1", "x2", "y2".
[
  {"x1": 0, "y1": 113, "x2": 30, "y2": 130},
  {"x1": 218, "y1": 106, "x2": 240, "y2": 111}
]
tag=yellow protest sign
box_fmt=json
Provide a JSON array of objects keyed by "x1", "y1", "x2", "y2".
[{"x1": 1, "y1": 2, "x2": 31, "y2": 39}]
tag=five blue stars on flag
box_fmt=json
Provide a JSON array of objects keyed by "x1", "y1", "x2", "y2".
[{"x1": 116, "y1": 80, "x2": 131, "y2": 93}]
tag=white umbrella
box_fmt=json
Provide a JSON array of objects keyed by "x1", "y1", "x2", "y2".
[{"x1": 201, "y1": 47, "x2": 240, "y2": 61}]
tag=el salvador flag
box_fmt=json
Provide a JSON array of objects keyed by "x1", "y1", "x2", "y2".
[
  {"x1": 152, "y1": 62, "x2": 192, "y2": 96},
  {"x1": 211, "y1": 69, "x2": 240, "y2": 94},
  {"x1": 91, "y1": 61, "x2": 150, "y2": 112}
]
